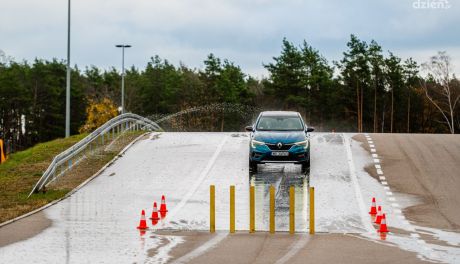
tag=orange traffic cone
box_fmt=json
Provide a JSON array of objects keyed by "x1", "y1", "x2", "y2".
[
  {"x1": 374, "y1": 206, "x2": 382, "y2": 224},
  {"x1": 369, "y1": 197, "x2": 377, "y2": 215},
  {"x1": 378, "y1": 213, "x2": 389, "y2": 233},
  {"x1": 150, "y1": 202, "x2": 160, "y2": 220},
  {"x1": 137, "y1": 210, "x2": 148, "y2": 230},
  {"x1": 159, "y1": 195, "x2": 168, "y2": 213}
]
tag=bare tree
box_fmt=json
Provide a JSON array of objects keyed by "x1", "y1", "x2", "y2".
[{"x1": 421, "y1": 52, "x2": 460, "y2": 134}]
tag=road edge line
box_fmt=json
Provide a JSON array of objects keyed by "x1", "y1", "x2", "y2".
[{"x1": 343, "y1": 133, "x2": 375, "y2": 233}]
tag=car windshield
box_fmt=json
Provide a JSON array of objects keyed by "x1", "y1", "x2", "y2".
[{"x1": 256, "y1": 116, "x2": 304, "y2": 131}]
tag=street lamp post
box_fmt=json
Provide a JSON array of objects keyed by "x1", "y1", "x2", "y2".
[
  {"x1": 115, "y1": 44, "x2": 131, "y2": 114},
  {"x1": 65, "y1": 0, "x2": 71, "y2": 137}
]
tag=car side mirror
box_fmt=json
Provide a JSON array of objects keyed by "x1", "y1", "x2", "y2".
[
  {"x1": 306, "y1": 127, "x2": 315, "y2": 132},
  {"x1": 245, "y1": 126, "x2": 254, "y2": 132}
]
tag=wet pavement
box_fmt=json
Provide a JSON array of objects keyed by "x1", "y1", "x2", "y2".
[
  {"x1": 0, "y1": 132, "x2": 374, "y2": 263},
  {"x1": 250, "y1": 164, "x2": 310, "y2": 232},
  {"x1": 1, "y1": 132, "x2": 459, "y2": 263}
]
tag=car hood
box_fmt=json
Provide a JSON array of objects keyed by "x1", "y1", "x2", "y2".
[{"x1": 253, "y1": 131, "x2": 306, "y2": 144}]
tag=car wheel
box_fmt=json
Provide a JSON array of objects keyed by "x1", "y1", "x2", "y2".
[
  {"x1": 301, "y1": 154, "x2": 310, "y2": 173},
  {"x1": 249, "y1": 160, "x2": 258, "y2": 173}
]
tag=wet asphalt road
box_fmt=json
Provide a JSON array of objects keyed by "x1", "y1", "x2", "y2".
[
  {"x1": 250, "y1": 164, "x2": 310, "y2": 232},
  {"x1": 0, "y1": 132, "x2": 374, "y2": 263}
]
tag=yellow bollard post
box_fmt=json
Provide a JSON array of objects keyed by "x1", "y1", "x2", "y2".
[
  {"x1": 210, "y1": 185, "x2": 215, "y2": 233},
  {"x1": 250, "y1": 185, "x2": 255, "y2": 233},
  {"x1": 269, "y1": 185, "x2": 275, "y2": 234},
  {"x1": 230, "y1": 185, "x2": 235, "y2": 233},
  {"x1": 309, "y1": 187, "x2": 315, "y2": 234},
  {"x1": 289, "y1": 186, "x2": 295, "y2": 234}
]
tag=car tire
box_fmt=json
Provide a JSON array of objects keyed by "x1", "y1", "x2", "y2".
[
  {"x1": 301, "y1": 153, "x2": 310, "y2": 173},
  {"x1": 249, "y1": 160, "x2": 258, "y2": 173}
]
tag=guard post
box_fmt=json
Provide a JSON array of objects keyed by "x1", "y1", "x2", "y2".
[
  {"x1": 210, "y1": 185, "x2": 215, "y2": 233},
  {"x1": 309, "y1": 186, "x2": 315, "y2": 234},
  {"x1": 250, "y1": 185, "x2": 255, "y2": 233},
  {"x1": 230, "y1": 185, "x2": 235, "y2": 233},
  {"x1": 289, "y1": 186, "x2": 295, "y2": 234},
  {"x1": 269, "y1": 185, "x2": 275, "y2": 234}
]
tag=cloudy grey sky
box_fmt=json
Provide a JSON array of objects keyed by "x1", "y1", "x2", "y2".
[{"x1": 1, "y1": 0, "x2": 459, "y2": 77}]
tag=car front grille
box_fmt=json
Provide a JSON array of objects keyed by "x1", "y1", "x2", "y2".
[{"x1": 266, "y1": 143, "x2": 293, "y2": 151}]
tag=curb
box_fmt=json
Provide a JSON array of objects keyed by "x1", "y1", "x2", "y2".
[{"x1": 0, "y1": 132, "x2": 158, "y2": 228}]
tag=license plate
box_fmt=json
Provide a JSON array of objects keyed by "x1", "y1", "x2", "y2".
[{"x1": 271, "y1": 151, "x2": 289, "y2": 156}]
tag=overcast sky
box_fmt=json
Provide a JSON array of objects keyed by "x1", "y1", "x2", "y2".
[{"x1": 1, "y1": 0, "x2": 459, "y2": 77}]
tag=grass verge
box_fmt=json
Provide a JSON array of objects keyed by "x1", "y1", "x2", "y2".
[{"x1": 0, "y1": 131, "x2": 144, "y2": 223}]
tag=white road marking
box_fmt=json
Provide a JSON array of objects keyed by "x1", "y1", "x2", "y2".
[
  {"x1": 166, "y1": 135, "x2": 229, "y2": 221},
  {"x1": 367, "y1": 135, "x2": 434, "y2": 255},
  {"x1": 275, "y1": 235, "x2": 310, "y2": 264},
  {"x1": 344, "y1": 134, "x2": 375, "y2": 232},
  {"x1": 171, "y1": 233, "x2": 228, "y2": 264}
]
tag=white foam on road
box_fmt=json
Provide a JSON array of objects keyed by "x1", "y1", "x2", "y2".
[
  {"x1": 3, "y1": 132, "x2": 459, "y2": 263},
  {"x1": 310, "y1": 133, "x2": 369, "y2": 233},
  {"x1": 0, "y1": 133, "x2": 245, "y2": 263},
  {"x1": 343, "y1": 134, "x2": 375, "y2": 233},
  {"x1": 165, "y1": 135, "x2": 228, "y2": 222}
]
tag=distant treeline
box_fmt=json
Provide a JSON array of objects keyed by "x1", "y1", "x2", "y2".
[{"x1": 1, "y1": 35, "x2": 459, "y2": 152}]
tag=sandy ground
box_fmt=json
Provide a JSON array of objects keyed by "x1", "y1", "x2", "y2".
[{"x1": 358, "y1": 134, "x2": 460, "y2": 230}]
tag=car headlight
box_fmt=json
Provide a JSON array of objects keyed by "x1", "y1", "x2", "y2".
[
  {"x1": 294, "y1": 140, "x2": 309, "y2": 149},
  {"x1": 251, "y1": 139, "x2": 265, "y2": 148}
]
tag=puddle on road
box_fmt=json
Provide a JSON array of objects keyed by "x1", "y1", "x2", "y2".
[{"x1": 250, "y1": 163, "x2": 310, "y2": 232}]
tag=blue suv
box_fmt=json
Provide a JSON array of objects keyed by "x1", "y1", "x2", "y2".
[{"x1": 246, "y1": 111, "x2": 314, "y2": 173}]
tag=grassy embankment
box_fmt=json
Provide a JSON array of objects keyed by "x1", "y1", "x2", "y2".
[{"x1": 0, "y1": 131, "x2": 144, "y2": 223}]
